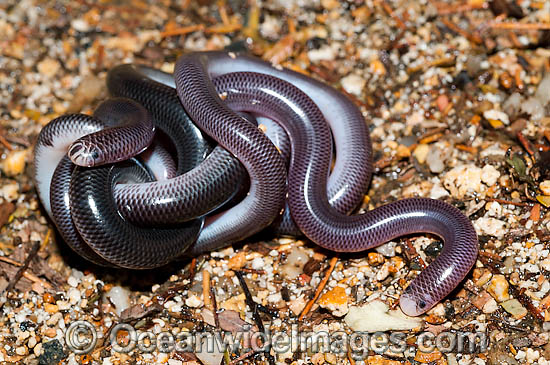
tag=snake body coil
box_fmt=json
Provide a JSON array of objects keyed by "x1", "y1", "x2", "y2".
[{"x1": 33, "y1": 51, "x2": 479, "y2": 316}]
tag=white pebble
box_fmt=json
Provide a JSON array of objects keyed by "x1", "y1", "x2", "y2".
[
  {"x1": 345, "y1": 301, "x2": 421, "y2": 332},
  {"x1": 443, "y1": 165, "x2": 482, "y2": 198},
  {"x1": 68, "y1": 288, "x2": 81, "y2": 305},
  {"x1": 251, "y1": 257, "x2": 264, "y2": 270},
  {"x1": 527, "y1": 348, "x2": 540, "y2": 362},
  {"x1": 340, "y1": 73, "x2": 366, "y2": 96},
  {"x1": 71, "y1": 19, "x2": 91, "y2": 32},
  {"x1": 375, "y1": 241, "x2": 396, "y2": 257},
  {"x1": 307, "y1": 44, "x2": 336, "y2": 62},
  {"x1": 481, "y1": 165, "x2": 500, "y2": 186},
  {"x1": 185, "y1": 294, "x2": 203, "y2": 308},
  {"x1": 483, "y1": 109, "x2": 509, "y2": 124},
  {"x1": 67, "y1": 276, "x2": 80, "y2": 288},
  {"x1": 28, "y1": 336, "x2": 37, "y2": 349},
  {"x1": 105, "y1": 286, "x2": 130, "y2": 316},
  {"x1": 536, "y1": 74, "x2": 550, "y2": 106},
  {"x1": 521, "y1": 97, "x2": 544, "y2": 120},
  {"x1": 474, "y1": 217, "x2": 506, "y2": 238},
  {"x1": 426, "y1": 145, "x2": 445, "y2": 173}
]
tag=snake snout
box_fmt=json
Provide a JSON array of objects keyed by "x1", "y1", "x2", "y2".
[
  {"x1": 69, "y1": 141, "x2": 100, "y2": 167},
  {"x1": 399, "y1": 287, "x2": 432, "y2": 316}
]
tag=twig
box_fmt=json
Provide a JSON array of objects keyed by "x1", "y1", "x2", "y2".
[
  {"x1": 298, "y1": 257, "x2": 338, "y2": 321},
  {"x1": 210, "y1": 280, "x2": 219, "y2": 329},
  {"x1": 0, "y1": 134, "x2": 13, "y2": 151},
  {"x1": 4, "y1": 239, "x2": 41, "y2": 293},
  {"x1": 185, "y1": 257, "x2": 198, "y2": 289},
  {"x1": 217, "y1": 0, "x2": 230, "y2": 25},
  {"x1": 229, "y1": 349, "x2": 256, "y2": 365},
  {"x1": 235, "y1": 271, "x2": 274, "y2": 365},
  {"x1": 0, "y1": 256, "x2": 52, "y2": 288},
  {"x1": 239, "y1": 268, "x2": 266, "y2": 275},
  {"x1": 40, "y1": 228, "x2": 53, "y2": 251},
  {"x1": 517, "y1": 132, "x2": 536, "y2": 156},
  {"x1": 456, "y1": 144, "x2": 478, "y2": 154},
  {"x1": 488, "y1": 22, "x2": 550, "y2": 30},
  {"x1": 441, "y1": 18, "x2": 482, "y2": 44},
  {"x1": 485, "y1": 198, "x2": 532, "y2": 207},
  {"x1": 514, "y1": 68, "x2": 525, "y2": 91},
  {"x1": 160, "y1": 24, "x2": 204, "y2": 38},
  {"x1": 203, "y1": 270, "x2": 211, "y2": 309},
  {"x1": 436, "y1": 2, "x2": 487, "y2": 15},
  {"x1": 0, "y1": 256, "x2": 22, "y2": 267},
  {"x1": 235, "y1": 271, "x2": 263, "y2": 330},
  {"x1": 379, "y1": 0, "x2": 407, "y2": 30}
]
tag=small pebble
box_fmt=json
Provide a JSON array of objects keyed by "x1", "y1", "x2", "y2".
[
  {"x1": 185, "y1": 294, "x2": 203, "y2": 308},
  {"x1": 67, "y1": 288, "x2": 81, "y2": 305},
  {"x1": 307, "y1": 45, "x2": 336, "y2": 62},
  {"x1": 413, "y1": 144, "x2": 430, "y2": 164},
  {"x1": 521, "y1": 97, "x2": 544, "y2": 120},
  {"x1": 535, "y1": 74, "x2": 550, "y2": 106},
  {"x1": 0, "y1": 182, "x2": 19, "y2": 201},
  {"x1": 483, "y1": 109, "x2": 509, "y2": 124},
  {"x1": 2, "y1": 150, "x2": 28, "y2": 177},
  {"x1": 481, "y1": 165, "x2": 500, "y2": 186},
  {"x1": 289, "y1": 295, "x2": 306, "y2": 316},
  {"x1": 426, "y1": 145, "x2": 445, "y2": 173},
  {"x1": 44, "y1": 303, "x2": 58, "y2": 314},
  {"x1": 251, "y1": 257, "x2": 264, "y2": 270},
  {"x1": 318, "y1": 286, "x2": 349, "y2": 316},
  {"x1": 482, "y1": 298, "x2": 498, "y2": 313},
  {"x1": 474, "y1": 217, "x2": 506, "y2": 238},
  {"x1": 345, "y1": 301, "x2": 421, "y2": 332},
  {"x1": 443, "y1": 165, "x2": 482, "y2": 198},
  {"x1": 324, "y1": 353, "x2": 337, "y2": 364},
  {"x1": 105, "y1": 286, "x2": 130, "y2": 316},
  {"x1": 436, "y1": 94, "x2": 449, "y2": 112},
  {"x1": 71, "y1": 18, "x2": 91, "y2": 32},
  {"x1": 487, "y1": 274, "x2": 510, "y2": 302},
  {"x1": 37, "y1": 58, "x2": 60, "y2": 78},
  {"x1": 340, "y1": 73, "x2": 366, "y2": 96},
  {"x1": 67, "y1": 276, "x2": 80, "y2": 288},
  {"x1": 501, "y1": 299, "x2": 527, "y2": 319},
  {"x1": 540, "y1": 181, "x2": 550, "y2": 195},
  {"x1": 227, "y1": 251, "x2": 246, "y2": 269},
  {"x1": 375, "y1": 241, "x2": 396, "y2": 257}
]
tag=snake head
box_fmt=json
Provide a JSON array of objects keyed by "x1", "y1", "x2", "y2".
[
  {"x1": 399, "y1": 284, "x2": 433, "y2": 316},
  {"x1": 68, "y1": 141, "x2": 102, "y2": 167}
]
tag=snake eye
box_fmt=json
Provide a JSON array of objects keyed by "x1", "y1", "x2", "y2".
[
  {"x1": 91, "y1": 150, "x2": 100, "y2": 160},
  {"x1": 418, "y1": 300, "x2": 426, "y2": 309}
]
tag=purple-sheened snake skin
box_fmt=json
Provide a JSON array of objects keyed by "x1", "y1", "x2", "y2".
[
  {"x1": 174, "y1": 52, "x2": 478, "y2": 315},
  {"x1": 175, "y1": 57, "x2": 288, "y2": 251},
  {"x1": 68, "y1": 98, "x2": 155, "y2": 167},
  {"x1": 111, "y1": 64, "x2": 371, "y2": 234},
  {"x1": 107, "y1": 64, "x2": 249, "y2": 226},
  {"x1": 69, "y1": 159, "x2": 203, "y2": 269},
  {"x1": 37, "y1": 101, "x2": 204, "y2": 268},
  {"x1": 33, "y1": 51, "x2": 479, "y2": 315}
]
